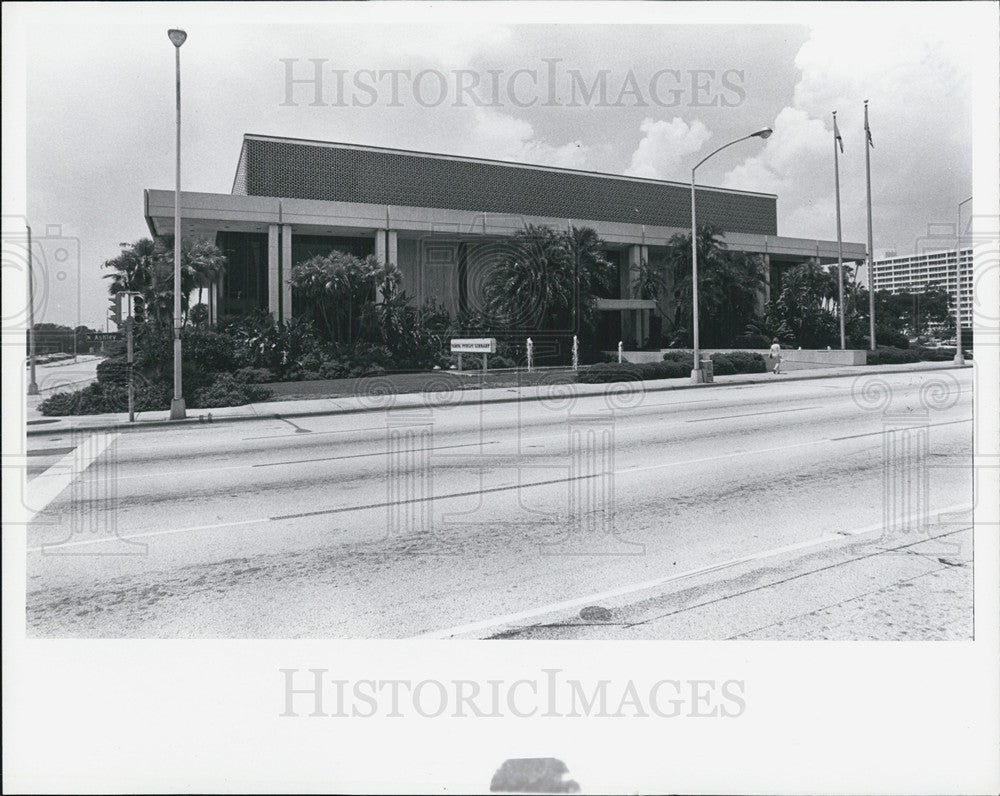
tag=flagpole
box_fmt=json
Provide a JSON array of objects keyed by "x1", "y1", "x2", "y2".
[
  {"x1": 864, "y1": 100, "x2": 876, "y2": 350},
  {"x1": 833, "y1": 111, "x2": 846, "y2": 350}
]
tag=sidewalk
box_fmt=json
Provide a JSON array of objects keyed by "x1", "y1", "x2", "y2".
[{"x1": 25, "y1": 360, "x2": 970, "y2": 436}]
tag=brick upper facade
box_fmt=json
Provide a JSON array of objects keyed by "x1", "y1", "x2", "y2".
[{"x1": 232, "y1": 135, "x2": 778, "y2": 236}]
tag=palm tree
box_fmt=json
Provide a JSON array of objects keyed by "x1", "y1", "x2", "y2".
[
  {"x1": 155, "y1": 235, "x2": 210, "y2": 325},
  {"x1": 482, "y1": 224, "x2": 613, "y2": 334},
  {"x1": 103, "y1": 238, "x2": 163, "y2": 325},
  {"x1": 666, "y1": 224, "x2": 766, "y2": 347},
  {"x1": 565, "y1": 225, "x2": 615, "y2": 334},
  {"x1": 775, "y1": 262, "x2": 841, "y2": 347},
  {"x1": 184, "y1": 238, "x2": 227, "y2": 325},
  {"x1": 289, "y1": 250, "x2": 403, "y2": 343}
]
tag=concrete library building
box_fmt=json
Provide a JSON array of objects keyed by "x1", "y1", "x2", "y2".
[{"x1": 144, "y1": 133, "x2": 866, "y2": 346}]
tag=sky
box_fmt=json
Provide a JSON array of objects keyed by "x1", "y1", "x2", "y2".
[{"x1": 13, "y1": 3, "x2": 980, "y2": 328}]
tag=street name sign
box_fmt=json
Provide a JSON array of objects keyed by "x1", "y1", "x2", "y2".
[
  {"x1": 451, "y1": 338, "x2": 496, "y2": 353},
  {"x1": 87, "y1": 332, "x2": 123, "y2": 342}
]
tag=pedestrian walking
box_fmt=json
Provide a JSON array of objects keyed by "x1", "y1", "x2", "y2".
[{"x1": 769, "y1": 338, "x2": 783, "y2": 374}]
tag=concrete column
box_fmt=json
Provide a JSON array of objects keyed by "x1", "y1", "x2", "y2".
[
  {"x1": 374, "y1": 229, "x2": 387, "y2": 263},
  {"x1": 762, "y1": 253, "x2": 772, "y2": 309},
  {"x1": 267, "y1": 223, "x2": 279, "y2": 318},
  {"x1": 627, "y1": 245, "x2": 643, "y2": 346},
  {"x1": 387, "y1": 230, "x2": 398, "y2": 265},
  {"x1": 640, "y1": 245, "x2": 649, "y2": 344},
  {"x1": 281, "y1": 224, "x2": 293, "y2": 321}
]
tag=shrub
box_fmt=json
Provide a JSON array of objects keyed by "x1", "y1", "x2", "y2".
[
  {"x1": 233, "y1": 367, "x2": 274, "y2": 384},
  {"x1": 881, "y1": 329, "x2": 910, "y2": 349},
  {"x1": 580, "y1": 345, "x2": 618, "y2": 365},
  {"x1": 866, "y1": 346, "x2": 920, "y2": 365},
  {"x1": 709, "y1": 354, "x2": 737, "y2": 375},
  {"x1": 38, "y1": 389, "x2": 90, "y2": 416},
  {"x1": 913, "y1": 347, "x2": 969, "y2": 362},
  {"x1": 182, "y1": 328, "x2": 239, "y2": 373},
  {"x1": 191, "y1": 373, "x2": 273, "y2": 408},
  {"x1": 38, "y1": 379, "x2": 172, "y2": 416},
  {"x1": 494, "y1": 340, "x2": 525, "y2": 366},
  {"x1": 662, "y1": 349, "x2": 695, "y2": 366},
  {"x1": 577, "y1": 363, "x2": 644, "y2": 384},
  {"x1": 637, "y1": 361, "x2": 689, "y2": 380},
  {"x1": 298, "y1": 351, "x2": 324, "y2": 372},
  {"x1": 223, "y1": 312, "x2": 319, "y2": 377},
  {"x1": 577, "y1": 361, "x2": 689, "y2": 383},
  {"x1": 720, "y1": 351, "x2": 767, "y2": 374},
  {"x1": 318, "y1": 359, "x2": 349, "y2": 379},
  {"x1": 490, "y1": 356, "x2": 515, "y2": 369},
  {"x1": 96, "y1": 357, "x2": 130, "y2": 385}
]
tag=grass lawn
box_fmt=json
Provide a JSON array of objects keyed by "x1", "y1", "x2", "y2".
[{"x1": 265, "y1": 367, "x2": 578, "y2": 401}]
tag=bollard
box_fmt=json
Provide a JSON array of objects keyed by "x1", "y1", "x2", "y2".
[{"x1": 617, "y1": 340, "x2": 623, "y2": 364}]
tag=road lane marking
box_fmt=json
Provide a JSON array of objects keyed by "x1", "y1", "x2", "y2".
[
  {"x1": 25, "y1": 432, "x2": 119, "y2": 522},
  {"x1": 686, "y1": 406, "x2": 819, "y2": 423},
  {"x1": 831, "y1": 417, "x2": 972, "y2": 440},
  {"x1": 254, "y1": 439, "x2": 501, "y2": 468},
  {"x1": 413, "y1": 502, "x2": 974, "y2": 639},
  {"x1": 26, "y1": 517, "x2": 262, "y2": 553},
  {"x1": 62, "y1": 418, "x2": 974, "y2": 531},
  {"x1": 242, "y1": 425, "x2": 386, "y2": 441}
]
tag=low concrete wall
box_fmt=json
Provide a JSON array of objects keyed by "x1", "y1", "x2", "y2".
[{"x1": 617, "y1": 348, "x2": 868, "y2": 365}]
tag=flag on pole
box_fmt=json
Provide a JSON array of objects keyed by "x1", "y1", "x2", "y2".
[
  {"x1": 865, "y1": 114, "x2": 874, "y2": 149},
  {"x1": 834, "y1": 113, "x2": 844, "y2": 153}
]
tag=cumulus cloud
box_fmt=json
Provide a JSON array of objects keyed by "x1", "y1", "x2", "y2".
[
  {"x1": 465, "y1": 108, "x2": 591, "y2": 169},
  {"x1": 722, "y1": 23, "x2": 972, "y2": 255},
  {"x1": 624, "y1": 117, "x2": 712, "y2": 181}
]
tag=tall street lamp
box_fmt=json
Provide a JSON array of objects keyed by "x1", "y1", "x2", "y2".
[
  {"x1": 690, "y1": 126, "x2": 772, "y2": 383},
  {"x1": 168, "y1": 28, "x2": 187, "y2": 419},
  {"x1": 955, "y1": 196, "x2": 972, "y2": 365}
]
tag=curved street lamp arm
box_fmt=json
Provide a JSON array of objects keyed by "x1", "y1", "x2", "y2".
[{"x1": 692, "y1": 133, "x2": 756, "y2": 174}]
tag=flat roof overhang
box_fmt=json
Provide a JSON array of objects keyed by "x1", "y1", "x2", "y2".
[{"x1": 145, "y1": 189, "x2": 867, "y2": 265}]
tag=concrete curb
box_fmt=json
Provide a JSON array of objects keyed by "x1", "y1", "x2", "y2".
[{"x1": 26, "y1": 360, "x2": 972, "y2": 436}]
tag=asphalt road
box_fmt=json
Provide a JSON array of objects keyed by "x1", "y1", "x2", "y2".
[{"x1": 24, "y1": 368, "x2": 974, "y2": 639}]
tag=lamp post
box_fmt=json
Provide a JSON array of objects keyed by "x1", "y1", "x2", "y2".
[
  {"x1": 690, "y1": 127, "x2": 772, "y2": 383},
  {"x1": 168, "y1": 28, "x2": 187, "y2": 419},
  {"x1": 955, "y1": 196, "x2": 972, "y2": 365}
]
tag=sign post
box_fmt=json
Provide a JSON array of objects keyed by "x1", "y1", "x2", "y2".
[{"x1": 451, "y1": 338, "x2": 497, "y2": 373}]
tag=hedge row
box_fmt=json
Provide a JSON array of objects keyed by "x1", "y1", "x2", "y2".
[
  {"x1": 578, "y1": 351, "x2": 769, "y2": 384},
  {"x1": 38, "y1": 371, "x2": 273, "y2": 416},
  {"x1": 866, "y1": 346, "x2": 970, "y2": 365},
  {"x1": 662, "y1": 350, "x2": 768, "y2": 375},
  {"x1": 577, "y1": 361, "x2": 689, "y2": 384}
]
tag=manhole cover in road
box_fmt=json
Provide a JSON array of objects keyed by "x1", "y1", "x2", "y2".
[{"x1": 579, "y1": 605, "x2": 612, "y2": 622}]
